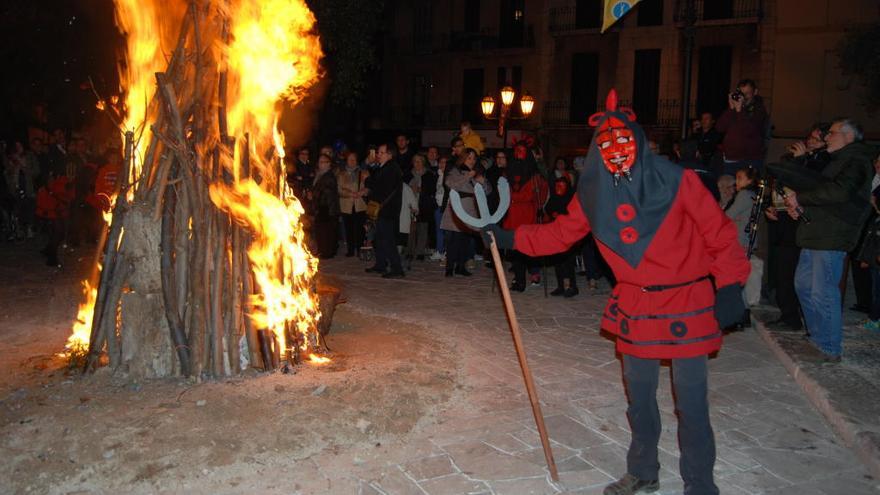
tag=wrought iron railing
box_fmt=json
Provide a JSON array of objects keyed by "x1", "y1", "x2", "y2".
[
  {"x1": 674, "y1": 0, "x2": 762, "y2": 24},
  {"x1": 543, "y1": 99, "x2": 682, "y2": 129},
  {"x1": 548, "y1": 5, "x2": 602, "y2": 33},
  {"x1": 549, "y1": 0, "x2": 762, "y2": 33}
]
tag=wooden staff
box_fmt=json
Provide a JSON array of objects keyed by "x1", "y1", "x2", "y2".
[{"x1": 487, "y1": 231, "x2": 558, "y2": 482}]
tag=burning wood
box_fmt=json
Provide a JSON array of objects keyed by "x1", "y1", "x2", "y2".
[{"x1": 64, "y1": 0, "x2": 329, "y2": 378}]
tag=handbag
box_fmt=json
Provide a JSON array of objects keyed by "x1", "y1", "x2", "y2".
[{"x1": 366, "y1": 186, "x2": 399, "y2": 221}]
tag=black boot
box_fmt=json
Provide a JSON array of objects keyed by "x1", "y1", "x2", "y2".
[
  {"x1": 550, "y1": 287, "x2": 565, "y2": 296},
  {"x1": 603, "y1": 474, "x2": 659, "y2": 495}
]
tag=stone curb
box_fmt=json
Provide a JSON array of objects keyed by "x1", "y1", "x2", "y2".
[{"x1": 754, "y1": 318, "x2": 880, "y2": 480}]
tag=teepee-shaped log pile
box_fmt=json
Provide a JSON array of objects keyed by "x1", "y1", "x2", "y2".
[{"x1": 82, "y1": 0, "x2": 332, "y2": 379}]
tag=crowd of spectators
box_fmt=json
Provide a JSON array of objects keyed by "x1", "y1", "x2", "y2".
[
  {"x1": 285, "y1": 122, "x2": 611, "y2": 291},
  {"x1": 0, "y1": 120, "x2": 121, "y2": 268}
]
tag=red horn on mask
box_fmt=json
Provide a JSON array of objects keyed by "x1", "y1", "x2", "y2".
[{"x1": 588, "y1": 89, "x2": 637, "y2": 127}]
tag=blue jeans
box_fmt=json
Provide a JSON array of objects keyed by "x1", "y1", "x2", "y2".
[
  {"x1": 434, "y1": 209, "x2": 445, "y2": 254},
  {"x1": 623, "y1": 355, "x2": 718, "y2": 495},
  {"x1": 795, "y1": 249, "x2": 846, "y2": 356}
]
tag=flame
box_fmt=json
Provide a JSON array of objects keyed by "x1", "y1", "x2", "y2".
[
  {"x1": 112, "y1": 0, "x2": 187, "y2": 197},
  {"x1": 308, "y1": 353, "x2": 331, "y2": 365},
  {"x1": 60, "y1": 280, "x2": 97, "y2": 358},
  {"x1": 209, "y1": 0, "x2": 324, "y2": 362},
  {"x1": 209, "y1": 180, "x2": 320, "y2": 358}
]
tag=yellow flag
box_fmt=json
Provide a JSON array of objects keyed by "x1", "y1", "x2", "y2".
[{"x1": 602, "y1": 0, "x2": 642, "y2": 32}]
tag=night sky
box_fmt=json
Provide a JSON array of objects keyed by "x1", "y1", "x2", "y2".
[{"x1": 0, "y1": 0, "x2": 122, "y2": 141}]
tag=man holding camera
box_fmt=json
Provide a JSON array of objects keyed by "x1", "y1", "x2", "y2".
[
  {"x1": 767, "y1": 118, "x2": 875, "y2": 362},
  {"x1": 716, "y1": 79, "x2": 768, "y2": 177}
]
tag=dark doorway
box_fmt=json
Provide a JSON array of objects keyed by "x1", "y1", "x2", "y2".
[
  {"x1": 570, "y1": 53, "x2": 599, "y2": 124},
  {"x1": 500, "y1": 0, "x2": 525, "y2": 48},
  {"x1": 462, "y1": 68, "x2": 485, "y2": 124},
  {"x1": 575, "y1": 0, "x2": 601, "y2": 29},
  {"x1": 703, "y1": 0, "x2": 734, "y2": 20},
  {"x1": 696, "y1": 45, "x2": 732, "y2": 119},
  {"x1": 632, "y1": 49, "x2": 661, "y2": 124}
]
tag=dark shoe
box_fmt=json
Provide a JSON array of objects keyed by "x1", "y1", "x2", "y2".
[
  {"x1": 454, "y1": 268, "x2": 472, "y2": 277},
  {"x1": 821, "y1": 352, "x2": 842, "y2": 364},
  {"x1": 510, "y1": 282, "x2": 526, "y2": 292},
  {"x1": 365, "y1": 266, "x2": 384, "y2": 273},
  {"x1": 382, "y1": 271, "x2": 405, "y2": 279},
  {"x1": 345, "y1": 252, "x2": 355, "y2": 257},
  {"x1": 445, "y1": 270, "x2": 454, "y2": 278},
  {"x1": 416, "y1": 255, "x2": 425, "y2": 261},
  {"x1": 603, "y1": 474, "x2": 659, "y2": 495},
  {"x1": 550, "y1": 287, "x2": 565, "y2": 296},
  {"x1": 564, "y1": 287, "x2": 579, "y2": 298}
]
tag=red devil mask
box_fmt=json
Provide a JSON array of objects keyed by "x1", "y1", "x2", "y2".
[
  {"x1": 589, "y1": 89, "x2": 638, "y2": 184},
  {"x1": 513, "y1": 143, "x2": 528, "y2": 160}
]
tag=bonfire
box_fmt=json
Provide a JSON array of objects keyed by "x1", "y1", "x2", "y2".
[{"x1": 62, "y1": 0, "x2": 335, "y2": 378}]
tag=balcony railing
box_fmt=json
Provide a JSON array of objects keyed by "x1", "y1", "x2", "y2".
[
  {"x1": 543, "y1": 99, "x2": 682, "y2": 129},
  {"x1": 390, "y1": 25, "x2": 536, "y2": 56},
  {"x1": 548, "y1": 5, "x2": 602, "y2": 34},
  {"x1": 674, "y1": 0, "x2": 762, "y2": 24}
]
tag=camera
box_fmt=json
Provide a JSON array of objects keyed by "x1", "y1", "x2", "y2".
[{"x1": 730, "y1": 89, "x2": 744, "y2": 102}]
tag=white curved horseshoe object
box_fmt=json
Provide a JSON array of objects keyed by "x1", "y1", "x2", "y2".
[{"x1": 449, "y1": 177, "x2": 510, "y2": 229}]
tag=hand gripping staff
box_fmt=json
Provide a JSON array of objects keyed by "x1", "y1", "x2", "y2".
[{"x1": 449, "y1": 178, "x2": 559, "y2": 482}]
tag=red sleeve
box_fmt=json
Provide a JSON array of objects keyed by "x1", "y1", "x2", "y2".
[
  {"x1": 514, "y1": 195, "x2": 591, "y2": 256},
  {"x1": 680, "y1": 170, "x2": 750, "y2": 288}
]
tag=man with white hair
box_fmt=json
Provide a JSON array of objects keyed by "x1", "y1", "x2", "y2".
[{"x1": 768, "y1": 117, "x2": 876, "y2": 362}]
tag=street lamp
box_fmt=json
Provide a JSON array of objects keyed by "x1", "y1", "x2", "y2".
[{"x1": 481, "y1": 87, "x2": 536, "y2": 149}]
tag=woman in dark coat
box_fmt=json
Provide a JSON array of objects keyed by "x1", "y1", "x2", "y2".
[{"x1": 311, "y1": 153, "x2": 340, "y2": 259}]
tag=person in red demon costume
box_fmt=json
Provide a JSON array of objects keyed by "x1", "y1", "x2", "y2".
[
  {"x1": 484, "y1": 90, "x2": 749, "y2": 495},
  {"x1": 503, "y1": 136, "x2": 548, "y2": 291}
]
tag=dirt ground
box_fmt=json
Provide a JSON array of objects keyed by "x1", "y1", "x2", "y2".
[{"x1": 0, "y1": 242, "x2": 460, "y2": 494}]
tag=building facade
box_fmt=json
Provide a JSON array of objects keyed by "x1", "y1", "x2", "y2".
[{"x1": 379, "y1": 0, "x2": 878, "y2": 158}]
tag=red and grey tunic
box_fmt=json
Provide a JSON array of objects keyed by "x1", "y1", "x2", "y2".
[{"x1": 514, "y1": 169, "x2": 749, "y2": 359}]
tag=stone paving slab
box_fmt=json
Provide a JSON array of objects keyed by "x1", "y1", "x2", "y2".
[
  {"x1": 322, "y1": 257, "x2": 880, "y2": 494},
  {"x1": 754, "y1": 305, "x2": 880, "y2": 482}
]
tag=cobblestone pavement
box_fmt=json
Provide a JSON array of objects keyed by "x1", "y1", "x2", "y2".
[{"x1": 319, "y1": 256, "x2": 879, "y2": 495}]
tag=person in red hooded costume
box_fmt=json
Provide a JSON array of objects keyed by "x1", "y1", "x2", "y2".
[
  {"x1": 484, "y1": 91, "x2": 749, "y2": 495},
  {"x1": 503, "y1": 137, "x2": 548, "y2": 291}
]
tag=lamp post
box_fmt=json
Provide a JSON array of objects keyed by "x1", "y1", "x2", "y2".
[{"x1": 481, "y1": 86, "x2": 536, "y2": 149}]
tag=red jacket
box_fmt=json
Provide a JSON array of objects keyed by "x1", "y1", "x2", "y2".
[
  {"x1": 36, "y1": 177, "x2": 73, "y2": 220},
  {"x1": 503, "y1": 174, "x2": 548, "y2": 230},
  {"x1": 514, "y1": 170, "x2": 750, "y2": 359},
  {"x1": 86, "y1": 163, "x2": 121, "y2": 211}
]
